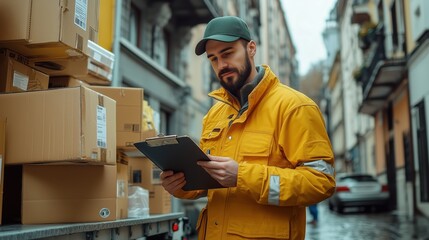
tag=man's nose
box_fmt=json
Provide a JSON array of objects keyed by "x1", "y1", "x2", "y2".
[{"x1": 218, "y1": 59, "x2": 228, "y2": 69}]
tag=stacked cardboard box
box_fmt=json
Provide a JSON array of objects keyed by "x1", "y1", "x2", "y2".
[
  {"x1": 88, "y1": 86, "x2": 171, "y2": 215},
  {"x1": 0, "y1": 1, "x2": 128, "y2": 225},
  {"x1": 21, "y1": 164, "x2": 128, "y2": 224},
  {"x1": 0, "y1": 0, "x2": 99, "y2": 57},
  {"x1": 89, "y1": 86, "x2": 146, "y2": 149},
  {"x1": 123, "y1": 153, "x2": 171, "y2": 215},
  {"x1": 0, "y1": 0, "x2": 114, "y2": 86},
  {"x1": 0, "y1": 86, "x2": 117, "y2": 165},
  {"x1": 0, "y1": 49, "x2": 49, "y2": 93},
  {"x1": 0, "y1": 85, "x2": 124, "y2": 224}
]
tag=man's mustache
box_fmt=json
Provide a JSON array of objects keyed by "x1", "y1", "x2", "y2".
[{"x1": 218, "y1": 68, "x2": 238, "y2": 79}]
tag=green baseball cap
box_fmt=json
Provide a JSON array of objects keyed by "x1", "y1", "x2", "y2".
[{"x1": 195, "y1": 16, "x2": 251, "y2": 55}]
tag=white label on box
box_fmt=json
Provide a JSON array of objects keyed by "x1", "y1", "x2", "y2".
[
  {"x1": 74, "y1": 0, "x2": 87, "y2": 30},
  {"x1": 96, "y1": 106, "x2": 107, "y2": 148},
  {"x1": 117, "y1": 179, "x2": 126, "y2": 197},
  {"x1": 13, "y1": 71, "x2": 29, "y2": 91}
]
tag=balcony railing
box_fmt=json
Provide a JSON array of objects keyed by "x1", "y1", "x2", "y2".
[
  {"x1": 360, "y1": 27, "x2": 385, "y2": 94},
  {"x1": 358, "y1": 25, "x2": 407, "y2": 115}
]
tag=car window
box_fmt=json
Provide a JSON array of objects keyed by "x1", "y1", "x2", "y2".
[{"x1": 339, "y1": 175, "x2": 377, "y2": 182}]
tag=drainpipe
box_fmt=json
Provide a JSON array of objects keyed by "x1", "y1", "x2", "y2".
[{"x1": 111, "y1": 0, "x2": 123, "y2": 87}]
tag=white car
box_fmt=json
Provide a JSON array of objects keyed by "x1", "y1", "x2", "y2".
[{"x1": 328, "y1": 173, "x2": 390, "y2": 213}]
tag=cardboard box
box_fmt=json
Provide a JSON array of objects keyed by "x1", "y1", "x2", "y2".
[
  {"x1": 49, "y1": 76, "x2": 89, "y2": 89},
  {"x1": 29, "y1": 55, "x2": 89, "y2": 78},
  {"x1": 0, "y1": 86, "x2": 117, "y2": 165},
  {"x1": 148, "y1": 185, "x2": 171, "y2": 214},
  {"x1": 0, "y1": 118, "x2": 6, "y2": 225},
  {"x1": 77, "y1": 40, "x2": 114, "y2": 85},
  {"x1": 141, "y1": 129, "x2": 158, "y2": 141},
  {"x1": 22, "y1": 164, "x2": 120, "y2": 224},
  {"x1": 116, "y1": 162, "x2": 129, "y2": 219},
  {"x1": 89, "y1": 87, "x2": 144, "y2": 148},
  {"x1": 0, "y1": 49, "x2": 49, "y2": 93},
  {"x1": 0, "y1": 0, "x2": 99, "y2": 58},
  {"x1": 30, "y1": 41, "x2": 114, "y2": 84},
  {"x1": 126, "y1": 155, "x2": 169, "y2": 214},
  {"x1": 126, "y1": 156, "x2": 161, "y2": 188}
]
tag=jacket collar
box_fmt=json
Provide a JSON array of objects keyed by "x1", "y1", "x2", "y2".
[{"x1": 208, "y1": 64, "x2": 278, "y2": 110}]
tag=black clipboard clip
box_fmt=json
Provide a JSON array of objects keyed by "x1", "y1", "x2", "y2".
[{"x1": 145, "y1": 135, "x2": 179, "y2": 147}]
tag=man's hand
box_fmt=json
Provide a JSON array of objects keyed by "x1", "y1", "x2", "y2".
[
  {"x1": 197, "y1": 155, "x2": 238, "y2": 187},
  {"x1": 160, "y1": 171, "x2": 186, "y2": 194}
]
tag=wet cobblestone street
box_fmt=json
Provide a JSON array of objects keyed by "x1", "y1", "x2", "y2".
[{"x1": 305, "y1": 201, "x2": 429, "y2": 240}]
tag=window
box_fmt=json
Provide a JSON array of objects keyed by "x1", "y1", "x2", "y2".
[
  {"x1": 152, "y1": 26, "x2": 168, "y2": 68},
  {"x1": 128, "y1": 4, "x2": 141, "y2": 47},
  {"x1": 415, "y1": 100, "x2": 429, "y2": 202},
  {"x1": 159, "y1": 108, "x2": 171, "y2": 135},
  {"x1": 390, "y1": 1, "x2": 399, "y2": 50}
]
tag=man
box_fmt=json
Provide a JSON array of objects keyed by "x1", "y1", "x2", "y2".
[{"x1": 160, "y1": 16, "x2": 335, "y2": 240}]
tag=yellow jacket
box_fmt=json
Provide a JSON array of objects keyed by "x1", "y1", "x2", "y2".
[{"x1": 174, "y1": 65, "x2": 335, "y2": 239}]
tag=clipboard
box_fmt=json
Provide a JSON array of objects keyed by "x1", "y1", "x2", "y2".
[{"x1": 133, "y1": 135, "x2": 224, "y2": 191}]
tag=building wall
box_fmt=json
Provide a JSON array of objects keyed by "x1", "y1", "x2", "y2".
[
  {"x1": 393, "y1": 88, "x2": 412, "y2": 214},
  {"x1": 410, "y1": 0, "x2": 429, "y2": 42},
  {"x1": 393, "y1": 90, "x2": 411, "y2": 169},
  {"x1": 329, "y1": 63, "x2": 348, "y2": 172},
  {"x1": 409, "y1": 39, "x2": 429, "y2": 216},
  {"x1": 339, "y1": 0, "x2": 374, "y2": 171},
  {"x1": 363, "y1": 129, "x2": 376, "y2": 176},
  {"x1": 259, "y1": 0, "x2": 296, "y2": 86},
  {"x1": 374, "y1": 112, "x2": 386, "y2": 174}
]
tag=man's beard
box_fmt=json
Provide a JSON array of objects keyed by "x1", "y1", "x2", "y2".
[{"x1": 218, "y1": 54, "x2": 252, "y2": 96}]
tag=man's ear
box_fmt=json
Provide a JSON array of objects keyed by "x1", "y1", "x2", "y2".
[{"x1": 248, "y1": 40, "x2": 257, "y2": 56}]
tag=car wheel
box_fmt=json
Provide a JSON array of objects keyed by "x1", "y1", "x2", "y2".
[{"x1": 328, "y1": 202, "x2": 334, "y2": 211}]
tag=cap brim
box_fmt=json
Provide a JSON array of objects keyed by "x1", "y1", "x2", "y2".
[{"x1": 195, "y1": 35, "x2": 240, "y2": 55}]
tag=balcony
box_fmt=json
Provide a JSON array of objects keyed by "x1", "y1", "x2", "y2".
[
  {"x1": 168, "y1": 0, "x2": 221, "y2": 26},
  {"x1": 351, "y1": 0, "x2": 371, "y2": 24},
  {"x1": 358, "y1": 26, "x2": 406, "y2": 115}
]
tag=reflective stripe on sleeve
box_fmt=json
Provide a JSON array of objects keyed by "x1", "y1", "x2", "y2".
[
  {"x1": 300, "y1": 160, "x2": 335, "y2": 176},
  {"x1": 268, "y1": 175, "x2": 280, "y2": 205}
]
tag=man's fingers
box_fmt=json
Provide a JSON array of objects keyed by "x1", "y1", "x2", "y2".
[
  {"x1": 207, "y1": 155, "x2": 229, "y2": 162},
  {"x1": 160, "y1": 170, "x2": 174, "y2": 180}
]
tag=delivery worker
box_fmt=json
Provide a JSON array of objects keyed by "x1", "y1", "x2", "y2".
[{"x1": 160, "y1": 16, "x2": 335, "y2": 240}]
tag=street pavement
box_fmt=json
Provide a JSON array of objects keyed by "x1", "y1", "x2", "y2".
[
  {"x1": 305, "y1": 201, "x2": 429, "y2": 240},
  {"x1": 188, "y1": 201, "x2": 429, "y2": 239}
]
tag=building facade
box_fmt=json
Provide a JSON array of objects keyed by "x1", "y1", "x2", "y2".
[
  {"x1": 408, "y1": 0, "x2": 429, "y2": 218},
  {"x1": 321, "y1": 0, "x2": 429, "y2": 220}
]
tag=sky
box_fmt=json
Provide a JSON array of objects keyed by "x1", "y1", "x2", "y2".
[{"x1": 281, "y1": 0, "x2": 337, "y2": 76}]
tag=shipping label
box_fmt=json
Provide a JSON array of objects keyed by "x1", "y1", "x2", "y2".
[
  {"x1": 74, "y1": 0, "x2": 88, "y2": 30},
  {"x1": 13, "y1": 71, "x2": 29, "y2": 91},
  {"x1": 96, "y1": 105, "x2": 107, "y2": 148}
]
